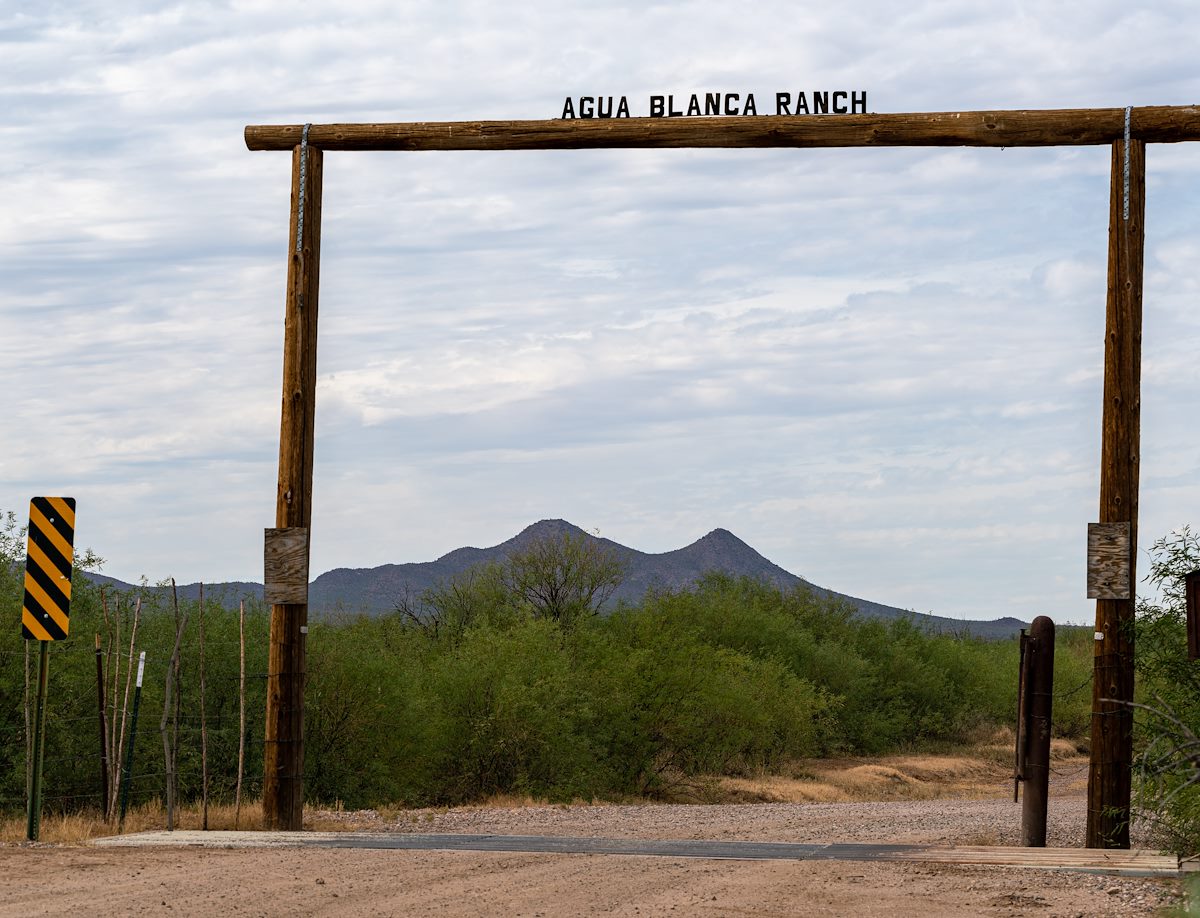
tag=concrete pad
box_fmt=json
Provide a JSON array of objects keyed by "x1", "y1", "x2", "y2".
[{"x1": 92, "y1": 831, "x2": 1181, "y2": 877}]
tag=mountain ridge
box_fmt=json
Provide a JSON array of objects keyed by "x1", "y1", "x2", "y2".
[{"x1": 86, "y1": 519, "x2": 1027, "y2": 639}]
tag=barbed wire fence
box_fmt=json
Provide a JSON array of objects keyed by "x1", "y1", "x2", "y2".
[{"x1": 1, "y1": 587, "x2": 275, "y2": 828}]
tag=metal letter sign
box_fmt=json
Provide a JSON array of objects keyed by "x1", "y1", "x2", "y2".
[{"x1": 21, "y1": 497, "x2": 76, "y2": 641}]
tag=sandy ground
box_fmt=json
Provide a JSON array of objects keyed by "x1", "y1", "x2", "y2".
[
  {"x1": 0, "y1": 843, "x2": 1184, "y2": 918},
  {"x1": 0, "y1": 786, "x2": 1186, "y2": 918}
]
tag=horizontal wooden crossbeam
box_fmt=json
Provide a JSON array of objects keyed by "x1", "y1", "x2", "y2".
[{"x1": 246, "y1": 105, "x2": 1200, "y2": 152}]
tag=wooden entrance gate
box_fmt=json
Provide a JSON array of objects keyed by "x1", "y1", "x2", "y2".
[{"x1": 245, "y1": 104, "x2": 1200, "y2": 843}]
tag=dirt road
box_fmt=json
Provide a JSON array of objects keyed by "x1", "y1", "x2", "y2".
[{"x1": 0, "y1": 794, "x2": 1185, "y2": 917}]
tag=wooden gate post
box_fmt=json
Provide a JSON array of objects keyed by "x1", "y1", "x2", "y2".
[
  {"x1": 264, "y1": 133, "x2": 323, "y2": 831},
  {"x1": 1086, "y1": 135, "x2": 1144, "y2": 849}
]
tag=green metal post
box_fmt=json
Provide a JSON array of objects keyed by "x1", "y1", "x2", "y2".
[
  {"x1": 27, "y1": 641, "x2": 49, "y2": 841},
  {"x1": 118, "y1": 652, "x2": 146, "y2": 831}
]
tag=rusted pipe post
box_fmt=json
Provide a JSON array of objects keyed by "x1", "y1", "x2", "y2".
[
  {"x1": 1186, "y1": 571, "x2": 1200, "y2": 661},
  {"x1": 1021, "y1": 616, "x2": 1056, "y2": 847}
]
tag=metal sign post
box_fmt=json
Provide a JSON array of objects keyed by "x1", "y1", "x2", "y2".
[
  {"x1": 21, "y1": 496, "x2": 76, "y2": 841},
  {"x1": 26, "y1": 640, "x2": 50, "y2": 841}
]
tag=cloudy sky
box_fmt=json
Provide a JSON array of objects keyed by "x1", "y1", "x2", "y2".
[{"x1": 3, "y1": 1, "x2": 1198, "y2": 622}]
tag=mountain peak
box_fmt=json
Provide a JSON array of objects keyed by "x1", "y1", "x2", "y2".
[
  {"x1": 514, "y1": 519, "x2": 588, "y2": 540},
  {"x1": 696, "y1": 527, "x2": 744, "y2": 545},
  {"x1": 680, "y1": 527, "x2": 758, "y2": 558}
]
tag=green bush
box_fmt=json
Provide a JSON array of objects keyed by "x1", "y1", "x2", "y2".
[
  {"x1": 636, "y1": 574, "x2": 1029, "y2": 754},
  {"x1": 584, "y1": 606, "x2": 828, "y2": 795},
  {"x1": 1, "y1": 512, "x2": 1088, "y2": 815},
  {"x1": 1131, "y1": 527, "x2": 1200, "y2": 853}
]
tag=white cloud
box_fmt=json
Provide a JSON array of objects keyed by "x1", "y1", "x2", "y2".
[{"x1": 2, "y1": 1, "x2": 1198, "y2": 623}]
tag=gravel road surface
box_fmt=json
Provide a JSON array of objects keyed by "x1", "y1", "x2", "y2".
[{"x1": 1, "y1": 789, "x2": 1186, "y2": 917}]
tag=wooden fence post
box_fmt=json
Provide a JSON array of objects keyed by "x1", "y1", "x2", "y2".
[
  {"x1": 264, "y1": 131, "x2": 323, "y2": 831},
  {"x1": 160, "y1": 584, "x2": 189, "y2": 832},
  {"x1": 236, "y1": 599, "x2": 246, "y2": 829},
  {"x1": 94, "y1": 634, "x2": 109, "y2": 813}
]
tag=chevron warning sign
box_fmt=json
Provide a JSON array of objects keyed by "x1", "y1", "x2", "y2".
[{"x1": 21, "y1": 497, "x2": 76, "y2": 641}]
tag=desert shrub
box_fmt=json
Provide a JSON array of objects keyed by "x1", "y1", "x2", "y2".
[
  {"x1": 586, "y1": 607, "x2": 829, "y2": 795},
  {"x1": 414, "y1": 617, "x2": 601, "y2": 803},
  {"x1": 304, "y1": 616, "x2": 409, "y2": 807},
  {"x1": 1130, "y1": 527, "x2": 1200, "y2": 853},
  {"x1": 636, "y1": 574, "x2": 1025, "y2": 754},
  {"x1": 0, "y1": 513, "x2": 1082, "y2": 815},
  {"x1": 364, "y1": 608, "x2": 831, "y2": 804},
  {"x1": 1049, "y1": 625, "x2": 1096, "y2": 739}
]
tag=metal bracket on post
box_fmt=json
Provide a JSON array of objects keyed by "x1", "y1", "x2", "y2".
[
  {"x1": 1123, "y1": 106, "x2": 1132, "y2": 221},
  {"x1": 295, "y1": 123, "x2": 311, "y2": 254}
]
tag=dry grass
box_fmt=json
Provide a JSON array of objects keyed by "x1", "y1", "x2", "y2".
[
  {"x1": 4, "y1": 738, "x2": 1094, "y2": 842},
  {"x1": 717, "y1": 775, "x2": 849, "y2": 804},
  {"x1": 713, "y1": 759, "x2": 989, "y2": 805},
  {"x1": 1, "y1": 799, "x2": 266, "y2": 845},
  {"x1": 975, "y1": 726, "x2": 1086, "y2": 765},
  {"x1": 0, "y1": 810, "x2": 112, "y2": 846},
  {"x1": 711, "y1": 744, "x2": 1091, "y2": 806}
]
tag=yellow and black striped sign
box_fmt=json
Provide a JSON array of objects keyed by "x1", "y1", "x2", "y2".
[{"x1": 21, "y1": 497, "x2": 76, "y2": 641}]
